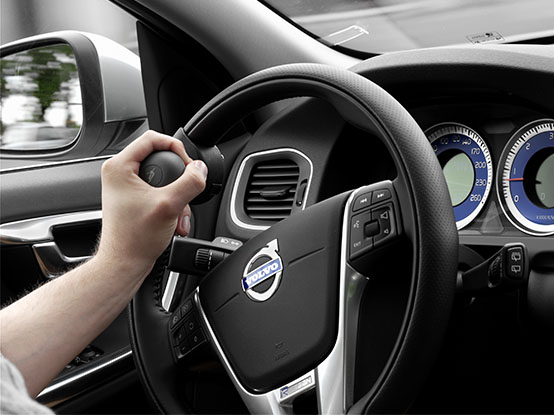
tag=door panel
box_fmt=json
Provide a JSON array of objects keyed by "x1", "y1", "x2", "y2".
[
  {"x1": 0, "y1": 157, "x2": 138, "y2": 409},
  {"x1": 1, "y1": 158, "x2": 105, "y2": 223}
]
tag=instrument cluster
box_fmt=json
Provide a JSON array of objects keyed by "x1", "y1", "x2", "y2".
[{"x1": 425, "y1": 119, "x2": 554, "y2": 236}]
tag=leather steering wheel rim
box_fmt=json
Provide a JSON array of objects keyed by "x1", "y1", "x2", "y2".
[{"x1": 129, "y1": 63, "x2": 458, "y2": 414}]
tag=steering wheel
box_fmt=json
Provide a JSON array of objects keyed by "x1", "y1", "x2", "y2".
[{"x1": 129, "y1": 64, "x2": 458, "y2": 414}]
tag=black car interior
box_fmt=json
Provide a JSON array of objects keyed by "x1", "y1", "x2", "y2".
[{"x1": 1, "y1": 1, "x2": 553, "y2": 413}]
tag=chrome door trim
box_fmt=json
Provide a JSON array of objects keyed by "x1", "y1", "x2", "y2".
[
  {"x1": 0, "y1": 155, "x2": 112, "y2": 173},
  {"x1": 0, "y1": 210, "x2": 102, "y2": 245},
  {"x1": 32, "y1": 242, "x2": 92, "y2": 279},
  {"x1": 37, "y1": 349, "x2": 133, "y2": 400}
]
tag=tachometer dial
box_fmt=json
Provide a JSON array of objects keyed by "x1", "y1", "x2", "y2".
[
  {"x1": 426, "y1": 123, "x2": 493, "y2": 230},
  {"x1": 497, "y1": 119, "x2": 554, "y2": 236}
]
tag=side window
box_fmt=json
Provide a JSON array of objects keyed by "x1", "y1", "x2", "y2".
[
  {"x1": 1, "y1": 0, "x2": 139, "y2": 162},
  {"x1": 1, "y1": 0, "x2": 137, "y2": 53}
]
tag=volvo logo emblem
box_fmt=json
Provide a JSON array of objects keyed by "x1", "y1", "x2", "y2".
[{"x1": 242, "y1": 239, "x2": 283, "y2": 302}]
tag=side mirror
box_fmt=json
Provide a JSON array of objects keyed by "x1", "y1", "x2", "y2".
[{"x1": 0, "y1": 31, "x2": 146, "y2": 160}]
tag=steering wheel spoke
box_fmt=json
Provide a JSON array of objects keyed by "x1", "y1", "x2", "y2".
[{"x1": 189, "y1": 181, "x2": 406, "y2": 414}]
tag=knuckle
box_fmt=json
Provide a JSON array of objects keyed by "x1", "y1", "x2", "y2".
[
  {"x1": 101, "y1": 158, "x2": 116, "y2": 175},
  {"x1": 174, "y1": 139, "x2": 186, "y2": 152},
  {"x1": 143, "y1": 129, "x2": 156, "y2": 139},
  {"x1": 189, "y1": 170, "x2": 207, "y2": 193},
  {"x1": 142, "y1": 129, "x2": 159, "y2": 142},
  {"x1": 154, "y1": 197, "x2": 175, "y2": 218}
]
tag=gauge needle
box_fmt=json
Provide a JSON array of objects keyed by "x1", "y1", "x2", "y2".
[{"x1": 505, "y1": 178, "x2": 524, "y2": 181}]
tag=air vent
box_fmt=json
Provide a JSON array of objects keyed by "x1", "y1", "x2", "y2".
[{"x1": 244, "y1": 159, "x2": 300, "y2": 222}]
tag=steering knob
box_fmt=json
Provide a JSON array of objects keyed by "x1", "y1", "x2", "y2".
[
  {"x1": 138, "y1": 129, "x2": 225, "y2": 205},
  {"x1": 139, "y1": 151, "x2": 186, "y2": 188}
]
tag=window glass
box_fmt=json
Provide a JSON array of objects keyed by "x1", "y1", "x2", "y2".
[
  {"x1": 262, "y1": 0, "x2": 554, "y2": 54},
  {"x1": 1, "y1": 0, "x2": 137, "y2": 54}
]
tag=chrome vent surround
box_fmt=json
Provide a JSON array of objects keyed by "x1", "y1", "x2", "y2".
[
  {"x1": 230, "y1": 149, "x2": 313, "y2": 231},
  {"x1": 244, "y1": 159, "x2": 300, "y2": 221}
]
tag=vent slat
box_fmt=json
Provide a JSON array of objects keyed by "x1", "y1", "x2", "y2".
[
  {"x1": 249, "y1": 179, "x2": 299, "y2": 186},
  {"x1": 255, "y1": 163, "x2": 297, "y2": 170},
  {"x1": 252, "y1": 171, "x2": 299, "y2": 178},
  {"x1": 246, "y1": 204, "x2": 294, "y2": 211},
  {"x1": 248, "y1": 189, "x2": 296, "y2": 194},
  {"x1": 243, "y1": 158, "x2": 300, "y2": 223},
  {"x1": 248, "y1": 213, "x2": 290, "y2": 220},
  {"x1": 246, "y1": 196, "x2": 295, "y2": 202}
]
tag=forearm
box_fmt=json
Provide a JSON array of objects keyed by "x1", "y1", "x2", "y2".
[
  {"x1": 0, "y1": 255, "x2": 151, "y2": 397},
  {"x1": 0, "y1": 131, "x2": 206, "y2": 399}
]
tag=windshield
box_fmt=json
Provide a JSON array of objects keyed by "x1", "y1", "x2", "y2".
[{"x1": 262, "y1": 0, "x2": 554, "y2": 54}]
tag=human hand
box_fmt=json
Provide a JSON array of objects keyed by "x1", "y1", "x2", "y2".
[{"x1": 96, "y1": 130, "x2": 207, "y2": 277}]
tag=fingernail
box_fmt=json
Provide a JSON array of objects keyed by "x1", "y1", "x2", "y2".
[
  {"x1": 192, "y1": 160, "x2": 208, "y2": 180},
  {"x1": 182, "y1": 215, "x2": 191, "y2": 235}
]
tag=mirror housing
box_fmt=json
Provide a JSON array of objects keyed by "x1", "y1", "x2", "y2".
[{"x1": 0, "y1": 30, "x2": 147, "y2": 160}]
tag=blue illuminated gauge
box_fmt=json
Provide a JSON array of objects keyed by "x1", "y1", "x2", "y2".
[
  {"x1": 426, "y1": 123, "x2": 493, "y2": 230},
  {"x1": 497, "y1": 119, "x2": 554, "y2": 236}
]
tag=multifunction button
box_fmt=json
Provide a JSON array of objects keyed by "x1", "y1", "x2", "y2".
[
  {"x1": 352, "y1": 191, "x2": 372, "y2": 212},
  {"x1": 372, "y1": 189, "x2": 391, "y2": 204},
  {"x1": 351, "y1": 211, "x2": 373, "y2": 256},
  {"x1": 169, "y1": 296, "x2": 207, "y2": 360},
  {"x1": 372, "y1": 205, "x2": 393, "y2": 246}
]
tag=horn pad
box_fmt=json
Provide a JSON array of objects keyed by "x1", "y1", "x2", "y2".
[{"x1": 199, "y1": 192, "x2": 349, "y2": 393}]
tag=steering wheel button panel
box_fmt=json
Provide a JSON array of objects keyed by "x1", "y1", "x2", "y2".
[
  {"x1": 349, "y1": 185, "x2": 399, "y2": 260},
  {"x1": 169, "y1": 296, "x2": 207, "y2": 361}
]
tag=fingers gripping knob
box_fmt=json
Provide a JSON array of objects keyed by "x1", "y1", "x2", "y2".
[{"x1": 139, "y1": 151, "x2": 186, "y2": 187}]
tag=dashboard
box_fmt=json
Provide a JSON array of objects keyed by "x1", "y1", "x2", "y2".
[{"x1": 214, "y1": 47, "x2": 554, "y2": 277}]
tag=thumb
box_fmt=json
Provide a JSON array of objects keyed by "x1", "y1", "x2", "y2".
[{"x1": 166, "y1": 159, "x2": 208, "y2": 205}]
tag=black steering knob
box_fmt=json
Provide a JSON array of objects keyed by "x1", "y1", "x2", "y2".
[
  {"x1": 139, "y1": 151, "x2": 186, "y2": 188},
  {"x1": 138, "y1": 129, "x2": 225, "y2": 205}
]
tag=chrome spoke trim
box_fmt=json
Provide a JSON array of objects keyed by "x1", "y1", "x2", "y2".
[
  {"x1": 161, "y1": 271, "x2": 180, "y2": 312},
  {"x1": 195, "y1": 186, "x2": 372, "y2": 414}
]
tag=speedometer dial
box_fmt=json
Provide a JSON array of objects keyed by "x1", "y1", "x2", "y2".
[
  {"x1": 497, "y1": 119, "x2": 554, "y2": 236},
  {"x1": 426, "y1": 123, "x2": 493, "y2": 230}
]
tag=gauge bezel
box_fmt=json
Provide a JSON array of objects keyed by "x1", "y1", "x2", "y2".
[
  {"x1": 496, "y1": 119, "x2": 554, "y2": 236},
  {"x1": 426, "y1": 122, "x2": 493, "y2": 230}
]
